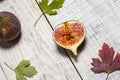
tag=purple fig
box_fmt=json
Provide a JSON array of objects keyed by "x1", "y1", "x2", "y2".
[{"x1": 0, "y1": 11, "x2": 21, "y2": 41}]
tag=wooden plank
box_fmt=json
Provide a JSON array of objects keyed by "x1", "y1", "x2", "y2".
[
  {"x1": 0, "y1": 0, "x2": 81, "y2": 80},
  {"x1": 0, "y1": 64, "x2": 6, "y2": 80},
  {"x1": 44, "y1": 0, "x2": 120, "y2": 80}
]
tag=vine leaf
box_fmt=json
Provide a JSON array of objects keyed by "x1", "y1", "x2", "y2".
[
  {"x1": 5, "y1": 60, "x2": 37, "y2": 80},
  {"x1": 14, "y1": 60, "x2": 37, "y2": 80},
  {"x1": 39, "y1": 0, "x2": 64, "y2": 15},
  {"x1": 91, "y1": 43, "x2": 120, "y2": 80},
  {"x1": 34, "y1": 0, "x2": 64, "y2": 26}
]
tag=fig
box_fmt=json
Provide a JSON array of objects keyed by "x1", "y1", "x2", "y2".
[
  {"x1": 53, "y1": 20, "x2": 86, "y2": 56},
  {"x1": 0, "y1": 11, "x2": 21, "y2": 41}
]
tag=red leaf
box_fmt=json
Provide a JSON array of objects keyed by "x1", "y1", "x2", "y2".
[{"x1": 91, "y1": 43, "x2": 120, "y2": 73}]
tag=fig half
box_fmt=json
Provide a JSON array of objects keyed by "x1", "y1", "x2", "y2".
[
  {"x1": 53, "y1": 20, "x2": 86, "y2": 56},
  {"x1": 0, "y1": 11, "x2": 21, "y2": 41}
]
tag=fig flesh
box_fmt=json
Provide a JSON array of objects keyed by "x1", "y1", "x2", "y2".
[
  {"x1": 0, "y1": 11, "x2": 21, "y2": 41},
  {"x1": 53, "y1": 20, "x2": 86, "y2": 55}
]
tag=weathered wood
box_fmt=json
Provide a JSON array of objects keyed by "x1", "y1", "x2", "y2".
[
  {"x1": 1, "y1": 0, "x2": 120, "y2": 80},
  {"x1": 0, "y1": 64, "x2": 7, "y2": 80},
  {"x1": 0, "y1": 0, "x2": 81, "y2": 80},
  {"x1": 44, "y1": 0, "x2": 120, "y2": 80}
]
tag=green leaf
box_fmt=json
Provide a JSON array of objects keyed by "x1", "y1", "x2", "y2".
[
  {"x1": 16, "y1": 73, "x2": 26, "y2": 80},
  {"x1": 39, "y1": 0, "x2": 64, "y2": 15},
  {"x1": 14, "y1": 60, "x2": 37, "y2": 80}
]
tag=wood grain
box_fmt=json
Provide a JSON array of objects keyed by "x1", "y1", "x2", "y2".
[
  {"x1": 1, "y1": 0, "x2": 120, "y2": 80},
  {"x1": 0, "y1": 64, "x2": 7, "y2": 80},
  {"x1": 0, "y1": 0, "x2": 81, "y2": 80},
  {"x1": 43, "y1": 0, "x2": 120, "y2": 80}
]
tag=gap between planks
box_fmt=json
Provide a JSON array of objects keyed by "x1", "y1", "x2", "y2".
[
  {"x1": 0, "y1": 63, "x2": 8, "y2": 80},
  {"x1": 34, "y1": 0, "x2": 83, "y2": 80}
]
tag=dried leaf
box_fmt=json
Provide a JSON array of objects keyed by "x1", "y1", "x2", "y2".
[{"x1": 91, "y1": 43, "x2": 120, "y2": 74}]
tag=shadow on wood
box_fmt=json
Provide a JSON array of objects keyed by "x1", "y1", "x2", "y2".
[
  {"x1": 75, "y1": 39, "x2": 86, "y2": 60},
  {"x1": 0, "y1": 33, "x2": 21, "y2": 49},
  {"x1": 56, "y1": 39, "x2": 87, "y2": 58},
  {"x1": 66, "y1": 39, "x2": 86, "y2": 61},
  {"x1": 56, "y1": 45, "x2": 68, "y2": 57},
  {"x1": 0, "y1": 0, "x2": 4, "y2": 2}
]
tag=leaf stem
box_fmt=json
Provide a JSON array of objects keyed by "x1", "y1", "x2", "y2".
[
  {"x1": 34, "y1": 13, "x2": 44, "y2": 27},
  {"x1": 106, "y1": 73, "x2": 110, "y2": 80},
  {"x1": 4, "y1": 62, "x2": 14, "y2": 71}
]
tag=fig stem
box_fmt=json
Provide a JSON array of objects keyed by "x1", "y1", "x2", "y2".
[
  {"x1": 34, "y1": 13, "x2": 44, "y2": 27},
  {"x1": 71, "y1": 47, "x2": 78, "y2": 56}
]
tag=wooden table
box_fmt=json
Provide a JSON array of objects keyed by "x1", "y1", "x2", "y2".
[{"x1": 0, "y1": 0, "x2": 120, "y2": 80}]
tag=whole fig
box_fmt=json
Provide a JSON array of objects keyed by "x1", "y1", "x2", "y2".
[{"x1": 0, "y1": 11, "x2": 21, "y2": 41}]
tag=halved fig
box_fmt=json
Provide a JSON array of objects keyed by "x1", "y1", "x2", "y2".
[{"x1": 53, "y1": 20, "x2": 86, "y2": 56}]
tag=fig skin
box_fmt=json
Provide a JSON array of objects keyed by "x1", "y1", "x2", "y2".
[{"x1": 0, "y1": 11, "x2": 21, "y2": 41}]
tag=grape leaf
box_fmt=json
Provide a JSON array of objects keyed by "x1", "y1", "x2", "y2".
[
  {"x1": 91, "y1": 43, "x2": 120, "y2": 79},
  {"x1": 14, "y1": 60, "x2": 37, "y2": 80},
  {"x1": 39, "y1": 0, "x2": 64, "y2": 15}
]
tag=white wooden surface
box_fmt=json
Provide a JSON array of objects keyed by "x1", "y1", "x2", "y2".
[
  {"x1": 0, "y1": 0, "x2": 81, "y2": 80},
  {"x1": 44, "y1": 0, "x2": 120, "y2": 80},
  {"x1": 1, "y1": 0, "x2": 120, "y2": 80}
]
